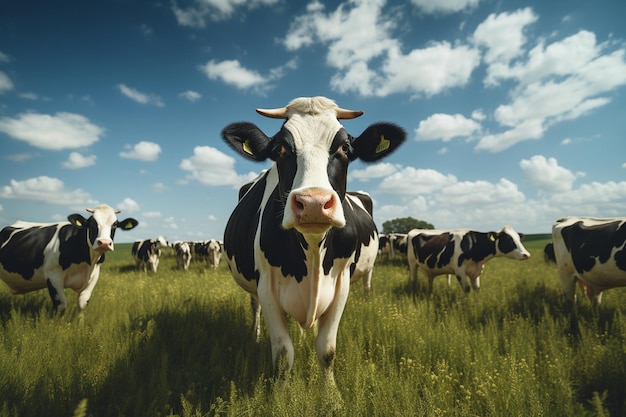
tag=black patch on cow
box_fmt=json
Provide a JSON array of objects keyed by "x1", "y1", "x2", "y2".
[
  {"x1": 259, "y1": 187, "x2": 309, "y2": 281},
  {"x1": 224, "y1": 171, "x2": 267, "y2": 283},
  {"x1": 322, "y1": 199, "x2": 377, "y2": 275},
  {"x1": 497, "y1": 231, "x2": 517, "y2": 254},
  {"x1": 58, "y1": 221, "x2": 93, "y2": 270},
  {"x1": 458, "y1": 232, "x2": 496, "y2": 267},
  {"x1": 0, "y1": 225, "x2": 58, "y2": 279},
  {"x1": 561, "y1": 220, "x2": 626, "y2": 274},
  {"x1": 413, "y1": 233, "x2": 454, "y2": 269},
  {"x1": 347, "y1": 191, "x2": 374, "y2": 217}
]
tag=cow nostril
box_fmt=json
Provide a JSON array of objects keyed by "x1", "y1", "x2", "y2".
[{"x1": 323, "y1": 196, "x2": 334, "y2": 210}]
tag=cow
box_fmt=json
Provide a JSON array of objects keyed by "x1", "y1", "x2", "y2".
[
  {"x1": 221, "y1": 96, "x2": 405, "y2": 379},
  {"x1": 407, "y1": 226, "x2": 530, "y2": 294},
  {"x1": 544, "y1": 217, "x2": 626, "y2": 305},
  {"x1": 0, "y1": 204, "x2": 138, "y2": 310},
  {"x1": 173, "y1": 241, "x2": 192, "y2": 270},
  {"x1": 378, "y1": 233, "x2": 407, "y2": 261},
  {"x1": 207, "y1": 239, "x2": 222, "y2": 269},
  {"x1": 132, "y1": 236, "x2": 168, "y2": 273}
]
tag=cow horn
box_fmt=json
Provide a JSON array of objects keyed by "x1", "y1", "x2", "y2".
[
  {"x1": 336, "y1": 108, "x2": 364, "y2": 119},
  {"x1": 256, "y1": 107, "x2": 289, "y2": 119}
]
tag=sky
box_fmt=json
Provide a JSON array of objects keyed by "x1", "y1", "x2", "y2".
[{"x1": 1, "y1": 0, "x2": 625, "y2": 244}]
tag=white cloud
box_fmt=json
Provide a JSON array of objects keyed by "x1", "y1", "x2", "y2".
[
  {"x1": 179, "y1": 90, "x2": 202, "y2": 102},
  {"x1": 62, "y1": 152, "x2": 96, "y2": 169},
  {"x1": 172, "y1": 0, "x2": 280, "y2": 27},
  {"x1": 474, "y1": 16, "x2": 626, "y2": 152},
  {"x1": 519, "y1": 155, "x2": 583, "y2": 192},
  {"x1": 199, "y1": 59, "x2": 296, "y2": 93},
  {"x1": 117, "y1": 198, "x2": 140, "y2": 213},
  {"x1": 0, "y1": 112, "x2": 104, "y2": 150},
  {"x1": 119, "y1": 141, "x2": 162, "y2": 161},
  {"x1": 0, "y1": 71, "x2": 14, "y2": 94},
  {"x1": 472, "y1": 8, "x2": 538, "y2": 71},
  {"x1": 143, "y1": 211, "x2": 162, "y2": 218},
  {"x1": 180, "y1": 146, "x2": 257, "y2": 187},
  {"x1": 378, "y1": 167, "x2": 458, "y2": 195},
  {"x1": 117, "y1": 84, "x2": 164, "y2": 107},
  {"x1": 153, "y1": 182, "x2": 168, "y2": 192},
  {"x1": 415, "y1": 113, "x2": 481, "y2": 141},
  {"x1": 350, "y1": 162, "x2": 401, "y2": 181},
  {"x1": 200, "y1": 59, "x2": 267, "y2": 90},
  {"x1": 284, "y1": 1, "x2": 479, "y2": 98},
  {"x1": 411, "y1": 0, "x2": 481, "y2": 14},
  {"x1": 0, "y1": 51, "x2": 12, "y2": 63},
  {"x1": 0, "y1": 176, "x2": 93, "y2": 206}
]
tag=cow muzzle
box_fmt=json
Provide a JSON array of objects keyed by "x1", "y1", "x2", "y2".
[
  {"x1": 95, "y1": 238, "x2": 114, "y2": 252},
  {"x1": 284, "y1": 188, "x2": 345, "y2": 234}
]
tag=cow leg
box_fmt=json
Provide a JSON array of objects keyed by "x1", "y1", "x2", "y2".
[
  {"x1": 257, "y1": 278, "x2": 294, "y2": 376},
  {"x1": 250, "y1": 294, "x2": 262, "y2": 341},
  {"x1": 426, "y1": 273, "x2": 436, "y2": 294},
  {"x1": 559, "y1": 272, "x2": 578, "y2": 304},
  {"x1": 315, "y1": 272, "x2": 350, "y2": 384},
  {"x1": 362, "y1": 270, "x2": 372, "y2": 296},
  {"x1": 77, "y1": 264, "x2": 101, "y2": 310},
  {"x1": 46, "y1": 277, "x2": 68, "y2": 310}
]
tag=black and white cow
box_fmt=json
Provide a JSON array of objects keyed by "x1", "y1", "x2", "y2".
[
  {"x1": 132, "y1": 236, "x2": 168, "y2": 273},
  {"x1": 206, "y1": 239, "x2": 222, "y2": 269},
  {"x1": 222, "y1": 96, "x2": 405, "y2": 378},
  {"x1": 545, "y1": 217, "x2": 626, "y2": 305},
  {"x1": 407, "y1": 226, "x2": 530, "y2": 294},
  {"x1": 0, "y1": 204, "x2": 138, "y2": 310},
  {"x1": 173, "y1": 241, "x2": 192, "y2": 270}
]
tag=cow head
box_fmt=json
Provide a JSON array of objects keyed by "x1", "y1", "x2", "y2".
[
  {"x1": 67, "y1": 204, "x2": 138, "y2": 252},
  {"x1": 495, "y1": 226, "x2": 530, "y2": 260},
  {"x1": 222, "y1": 96, "x2": 406, "y2": 235}
]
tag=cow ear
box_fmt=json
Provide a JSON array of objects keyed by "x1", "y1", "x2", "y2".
[
  {"x1": 68, "y1": 214, "x2": 87, "y2": 228},
  {"x1": 221, "y1": 122, "x2": 273, "y2": 162},
  {"x1": 117, "y1": 218, "x2": 139, "y2": 230},
  {"x1": 349, "y1": 123, "x2": 406, "y2": 162}
]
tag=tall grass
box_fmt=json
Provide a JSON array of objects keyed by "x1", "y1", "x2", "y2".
[{"x1": 1, "y1": 239, "x2": 625, "y2": 416}]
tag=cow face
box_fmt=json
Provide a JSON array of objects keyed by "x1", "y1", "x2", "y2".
[
  {"x1": 222, "y1": 96, "x2": 405, "y2": 236},
  {"x1": 67, "y1": 204, "x2": 138, "y2": 252},
  {"x1": 496, "y1": 226, "x2": 530, "y2": 260}
]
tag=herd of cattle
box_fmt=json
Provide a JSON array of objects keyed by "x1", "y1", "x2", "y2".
[
  {"x1": 131, "y1": 237, "x2": 223, "y2": 273},
  {"x1": 0, "y1": 96, "x2": 624, "y2": 381}
]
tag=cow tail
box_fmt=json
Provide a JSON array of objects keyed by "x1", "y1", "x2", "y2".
[{"x1": 544, "y1": 243, "x2": 556, "y2": 264}]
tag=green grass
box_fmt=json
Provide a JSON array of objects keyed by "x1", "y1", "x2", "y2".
[{"x1": 1, "y1": 238, "x2": 625, "y2": 416}]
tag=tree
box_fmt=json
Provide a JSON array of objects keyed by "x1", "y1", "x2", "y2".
[{"x1": 382, "y1": 217, "x2": 434, "y2": 234}]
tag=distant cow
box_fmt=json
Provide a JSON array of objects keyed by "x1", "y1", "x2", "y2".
[
  {"x1": 407, "y1": 226, "x2": 530, "y2": 294},
  {"x1": 545, "y1": 217, "x2": 626, "y2": 305},
  {"x1": 222, "y1": 96, "x2": 405, "y2": 379},
  {"x1": 378, "y1": 233, "x2": 408, "y2": 260},
  {"x1": 0, "y1": 205, "x2": 138, "y2": 310},
  {"x1": 173, "y1": 241, "x2": 192, "y2": 270},
  {"x1": 132, "y1": 236, "x2": 168, "y2": 273},
  {"x1": 206, "y1": 239, "x2": 222, "y2": 269}
]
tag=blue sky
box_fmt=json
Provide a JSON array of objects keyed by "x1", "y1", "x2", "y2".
[{"x1": 1, "y1": 0, "x2": 625, "y2": 243}]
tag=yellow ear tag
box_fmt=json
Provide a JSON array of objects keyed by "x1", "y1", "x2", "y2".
[
  {"x1": 490, "y1": 234, "x2": 496, "y2": 241},
  {"x1": 243, "y1": 139, "x2": 253, "y2": 156},
  {"x1": 375, "y1": 135, "x2": 390, "y2": 154},
  {"x1": 75, "y1": 219, "x2": 82, "y2": 227}
]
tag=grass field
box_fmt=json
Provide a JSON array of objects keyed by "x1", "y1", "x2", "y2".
[{"x1": 1, "y1": 236, "x2": 625, "y2": 416}]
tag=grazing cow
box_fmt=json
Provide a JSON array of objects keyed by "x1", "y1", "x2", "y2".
[
  {"x1": 346, "y1": 191, "x2": 379, "y2": 295},
  {"x1": 545, "y1": 217, "x2": 626, "y2": 305},
  {"x1": 222, "y1": 96, "x2": 405, "y2": 378},
  {"x1": 0, "y1": 205, "x2": 138, "y2": 310},
  {"x1": 407, "y1": 226, "x2": 530, "y2": 294},
  {"x1": 173, "y1": 241, "x2": 192, "y2": 270},
  {"x1": 207, "y1": 239, "x2": 222, "y2": 269},
  {"x1": 378, "y1": 233, "x2": 408, "y2": 261},
  {"x1": 132, "y1": 236, "x2": 168, "y2": 273}
]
